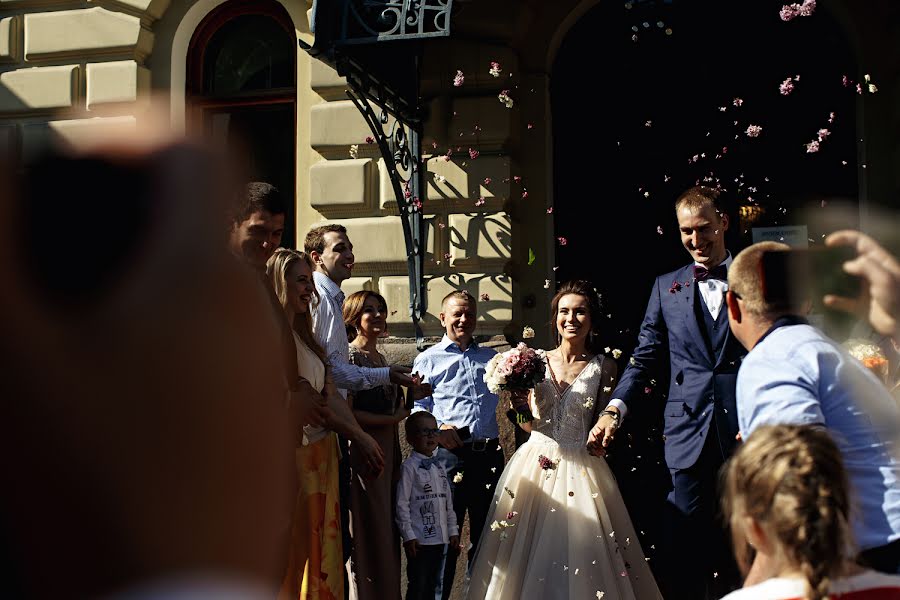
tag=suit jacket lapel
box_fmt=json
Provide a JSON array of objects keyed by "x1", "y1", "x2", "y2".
[{"x1": 679, "y1": 266, "x2": 714, "y2": 365}]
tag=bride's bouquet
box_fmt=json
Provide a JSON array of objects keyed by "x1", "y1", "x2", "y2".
[{"x1": 484, "y1": 342, "x2": 547, "y2": 423}]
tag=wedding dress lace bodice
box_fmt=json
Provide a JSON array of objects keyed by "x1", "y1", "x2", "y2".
[{"x1": 530, "y1": 355, "x2": 605, "y2": 448}]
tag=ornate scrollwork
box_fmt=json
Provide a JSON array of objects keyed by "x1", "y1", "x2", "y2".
[{"x1": 346, "y1": 0, "x2": 452, "y2": 41}]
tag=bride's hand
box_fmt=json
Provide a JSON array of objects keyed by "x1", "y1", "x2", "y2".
[
  {"x1": 587, "y1": 412, "x2": 618, "y2": 457},
  {"x1": 508, "y1": 389, "x2": 530, "y2": 412}
]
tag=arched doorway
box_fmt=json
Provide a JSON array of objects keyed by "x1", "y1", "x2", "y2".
[
  {"x1": 187, "y1": 0, "x2": 297, "y2": 247},
  {"x1": 550, "y1": 0, "x2": 859, "y2": 563}
]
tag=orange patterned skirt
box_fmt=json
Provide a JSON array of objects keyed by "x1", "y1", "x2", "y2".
[{"x1": 279, "y1": 433, "x2": 344, "y2": 600}]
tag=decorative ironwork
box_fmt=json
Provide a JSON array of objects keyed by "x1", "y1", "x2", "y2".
[
  {"x1": 346, "y1": 84, "x2": 427, "y2": 348},
  {"x1": 303, "y1": 0, "x2": 454, "y2": 349},
  {"x1": 343, "y1": 0, "x2": 452, "y2": 43}
]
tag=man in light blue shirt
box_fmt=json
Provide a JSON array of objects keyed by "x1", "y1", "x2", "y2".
[
  {"x1": 413, "y1": 290, "x2": 503, "y2": 600},
  {"x1": 727, "y1": 241, "x2": 900, "y2": 577}
]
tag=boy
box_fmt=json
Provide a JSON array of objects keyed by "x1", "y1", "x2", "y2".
[{"x1": 396, "y1": 411, "x2": 460, "y2": 600}]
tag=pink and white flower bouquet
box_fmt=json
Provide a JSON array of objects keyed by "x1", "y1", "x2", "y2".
[{"x1": 484, "y1": 342, "x2": 547, "y2": 423}]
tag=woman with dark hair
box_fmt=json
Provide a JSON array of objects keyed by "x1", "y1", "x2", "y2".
[
  {"x1": 267, "y1": 249, "x2": 385, "y2": 600},
  {"x1": 343, "y1": 290, "x2": 419, "y2": 599},
  {"x1": 466, "y1": 280, "x2": 661, "y2": 599}
]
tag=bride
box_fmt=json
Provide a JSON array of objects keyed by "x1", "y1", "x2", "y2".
[{"x1": 466, "y1": 280, "x2": 662, "y2": 599}]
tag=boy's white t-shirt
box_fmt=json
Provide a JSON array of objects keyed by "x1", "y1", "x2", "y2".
[
  {"x1": 395, "y1": 450, "x2": 459, "y2": 545},
  {"x1": 719, "y1": 570, "x2": 900, "y2": 599}
]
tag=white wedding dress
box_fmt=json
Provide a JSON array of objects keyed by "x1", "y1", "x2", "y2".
[{"x1": 466, "y1": 355, "x2": 662, "y2": 599}]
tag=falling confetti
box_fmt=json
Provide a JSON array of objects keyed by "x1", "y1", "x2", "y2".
[
  {"x1": 480, "y1": 293, "x2": 490, "y2": 302},
  {"x1": 557, "y1": 237, "x2": 568, "y2": 246},
  {"x1": 523, "y1": 326, "x2": 535, "y2": 339},
  {"x1": 365, "y1": 136, "x2": 375, "y2": 144},
  {"x1": 489, "y1": 61, "x2": 502, "y2": 78},
  {"x1": 745, "y1": 125, "x2": 762, "y2": 138},
  {"x1": 498, "y1": 90, "x2": 514, "y2": 108},
  {"x1": 453, "y1": 70, "x2": 465, "y2": 87},
  {"x1": 349, "y1": 144, "x2": 359, "y2": 159},
  {"x1": 453, "y1": 472, "x2": 464, "y2": 483},
  {"x1": 468, "y1": 148, "x2": 480, "y2": 160}
]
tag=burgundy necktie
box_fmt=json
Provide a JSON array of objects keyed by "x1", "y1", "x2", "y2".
[{"x1": 693, "y1": 264, "x2": 727, "y2": 282}]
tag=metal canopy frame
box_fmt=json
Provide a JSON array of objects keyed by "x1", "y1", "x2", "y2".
[{"x1": 302, "y1": 0, "x2": 453, "y2": 350}]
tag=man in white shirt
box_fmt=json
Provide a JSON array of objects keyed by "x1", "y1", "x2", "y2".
[{"x1": 303, "y1": 224, "x2": 417, "y2": 596}]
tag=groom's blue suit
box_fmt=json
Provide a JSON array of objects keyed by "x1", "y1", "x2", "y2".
[{"x1": 612, "y1": 261, "x2": 746, "y2": 599}]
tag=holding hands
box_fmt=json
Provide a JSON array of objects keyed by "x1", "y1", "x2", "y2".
[{"x1": 587, "y1": 407, "x2": 620, "y2": 457}]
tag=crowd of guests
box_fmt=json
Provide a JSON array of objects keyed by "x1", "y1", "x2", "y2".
[{"x1": 7, "y1": 126, "x2": 900, "y2": 600}]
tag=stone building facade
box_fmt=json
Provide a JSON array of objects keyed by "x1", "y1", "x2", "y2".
[{"x1": 2, "y1": 0, "x2": 898, "y2": 350}]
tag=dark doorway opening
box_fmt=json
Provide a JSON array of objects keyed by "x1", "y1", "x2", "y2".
[{"x1": 550, "y1": 0, "x2": 858, "y2": 566}]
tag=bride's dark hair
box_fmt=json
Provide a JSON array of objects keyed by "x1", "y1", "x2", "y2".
[{"x1": 549, "y1": 280, "x2": 604, "y2": 353}]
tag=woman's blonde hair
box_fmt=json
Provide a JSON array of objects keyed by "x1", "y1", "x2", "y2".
[
  {"x1": 266, "y1": 248, "x2": 326, "y2": 364},
  {"x1": 723, "y1": 424, "x2": 854, "y2": 600}
]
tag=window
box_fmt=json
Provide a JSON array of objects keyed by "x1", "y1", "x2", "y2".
[{"x1": 188, "y1": 0, "x2": 297, "y2": 247}]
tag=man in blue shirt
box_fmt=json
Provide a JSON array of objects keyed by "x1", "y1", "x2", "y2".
[
  {"x1": 413, "y1": 290, "x2": 503, "y2": 599},
  {"x1": 726, "y1": 240, "x2": 900, "y2": 578}
]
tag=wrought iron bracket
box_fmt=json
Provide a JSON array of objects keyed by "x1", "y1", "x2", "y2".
[
  {"x1": 342, "y1": 56, "x2": 429, "y2": 350},
  {"x1": 303, "y1": 0, "x2": 454, "y2": 350}
]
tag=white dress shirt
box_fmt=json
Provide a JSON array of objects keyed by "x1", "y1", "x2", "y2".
[
  {"x1": 311, "y1": 271, "x2": 390, "y2": 399},
  {"x1": 695, "y1": 252, "x2": 733, "y2": 320},
  {"x1": 395, "y1": 450, "x2": 459, "y2": 545}
]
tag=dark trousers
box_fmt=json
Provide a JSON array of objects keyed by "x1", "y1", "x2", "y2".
[
  {"x1": 658, "y1": 424, "x2": 741, "y2": 600},
  {"x1": 441, "y1": 442, "x2": 505, "y2": 600},
  {"x1": 860, "y1": 538, "x2": 900, "y2": 575},
  {"x1": 406, "y1": 544, "x2": 446, "y2": 600}
]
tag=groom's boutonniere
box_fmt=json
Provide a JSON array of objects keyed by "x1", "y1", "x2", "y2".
[{"x1": 668, "y1": 278, "x2": 692, "y2": 294}]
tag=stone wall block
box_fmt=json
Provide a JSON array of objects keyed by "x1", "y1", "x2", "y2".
[
  {"x1": 341, "y1": 276, "x2": 376, "y2": 299},
  {"x1": 0, "y1": 65, "x2": 78, "y2": 113},
  {"x1": 310, "y1": 59, "x2": 345, "y2": 90},
  {"x1": 22, "y1": 116, "x2": 135, "y2": 161},
  {"x1": 379, "y1": 155, "x2": 511, "y2": 211},
  {"x1": 448, "y1": 212, "x2": 511, "y2": 264},
  {"x1": 307, "y1": 216, "x2": 434, "y2": 266},
  {"x1": 86, "y1": 60, "x2": 150, "y2": 109},
  {"x1": 0, "y1": 17, "x2": 21, "y2": 63},
  {"x1": 310, "y1": 158, "x2": 374, "y2": 212},
  {"x1": 310, "y1": 100, "x2": 388, "y2": 150},
  {"x1": 24, "y1": 8, "x2": 153, "y2": 61}
]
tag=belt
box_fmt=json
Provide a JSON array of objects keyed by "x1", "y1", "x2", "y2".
[{"x1": 460, "y1": 437, "x2": 500, "y2": 452}]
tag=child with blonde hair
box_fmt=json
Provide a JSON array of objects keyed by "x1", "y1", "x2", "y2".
[{"x1": 720, "y1": 424, "x2": 900, "y2": 599}]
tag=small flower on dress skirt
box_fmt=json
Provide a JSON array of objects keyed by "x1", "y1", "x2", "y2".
[{"x1": 538, "y1": 454, "x2": 559, "y2": 470}]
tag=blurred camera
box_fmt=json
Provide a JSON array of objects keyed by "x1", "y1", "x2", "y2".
[{"x1": 760, "y1": 246, "x2": 861, "y2": 310}]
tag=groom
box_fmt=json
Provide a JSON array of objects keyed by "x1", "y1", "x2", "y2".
[{"x1": 590, "y1": 186, "x2": 745, "y2": 599}]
